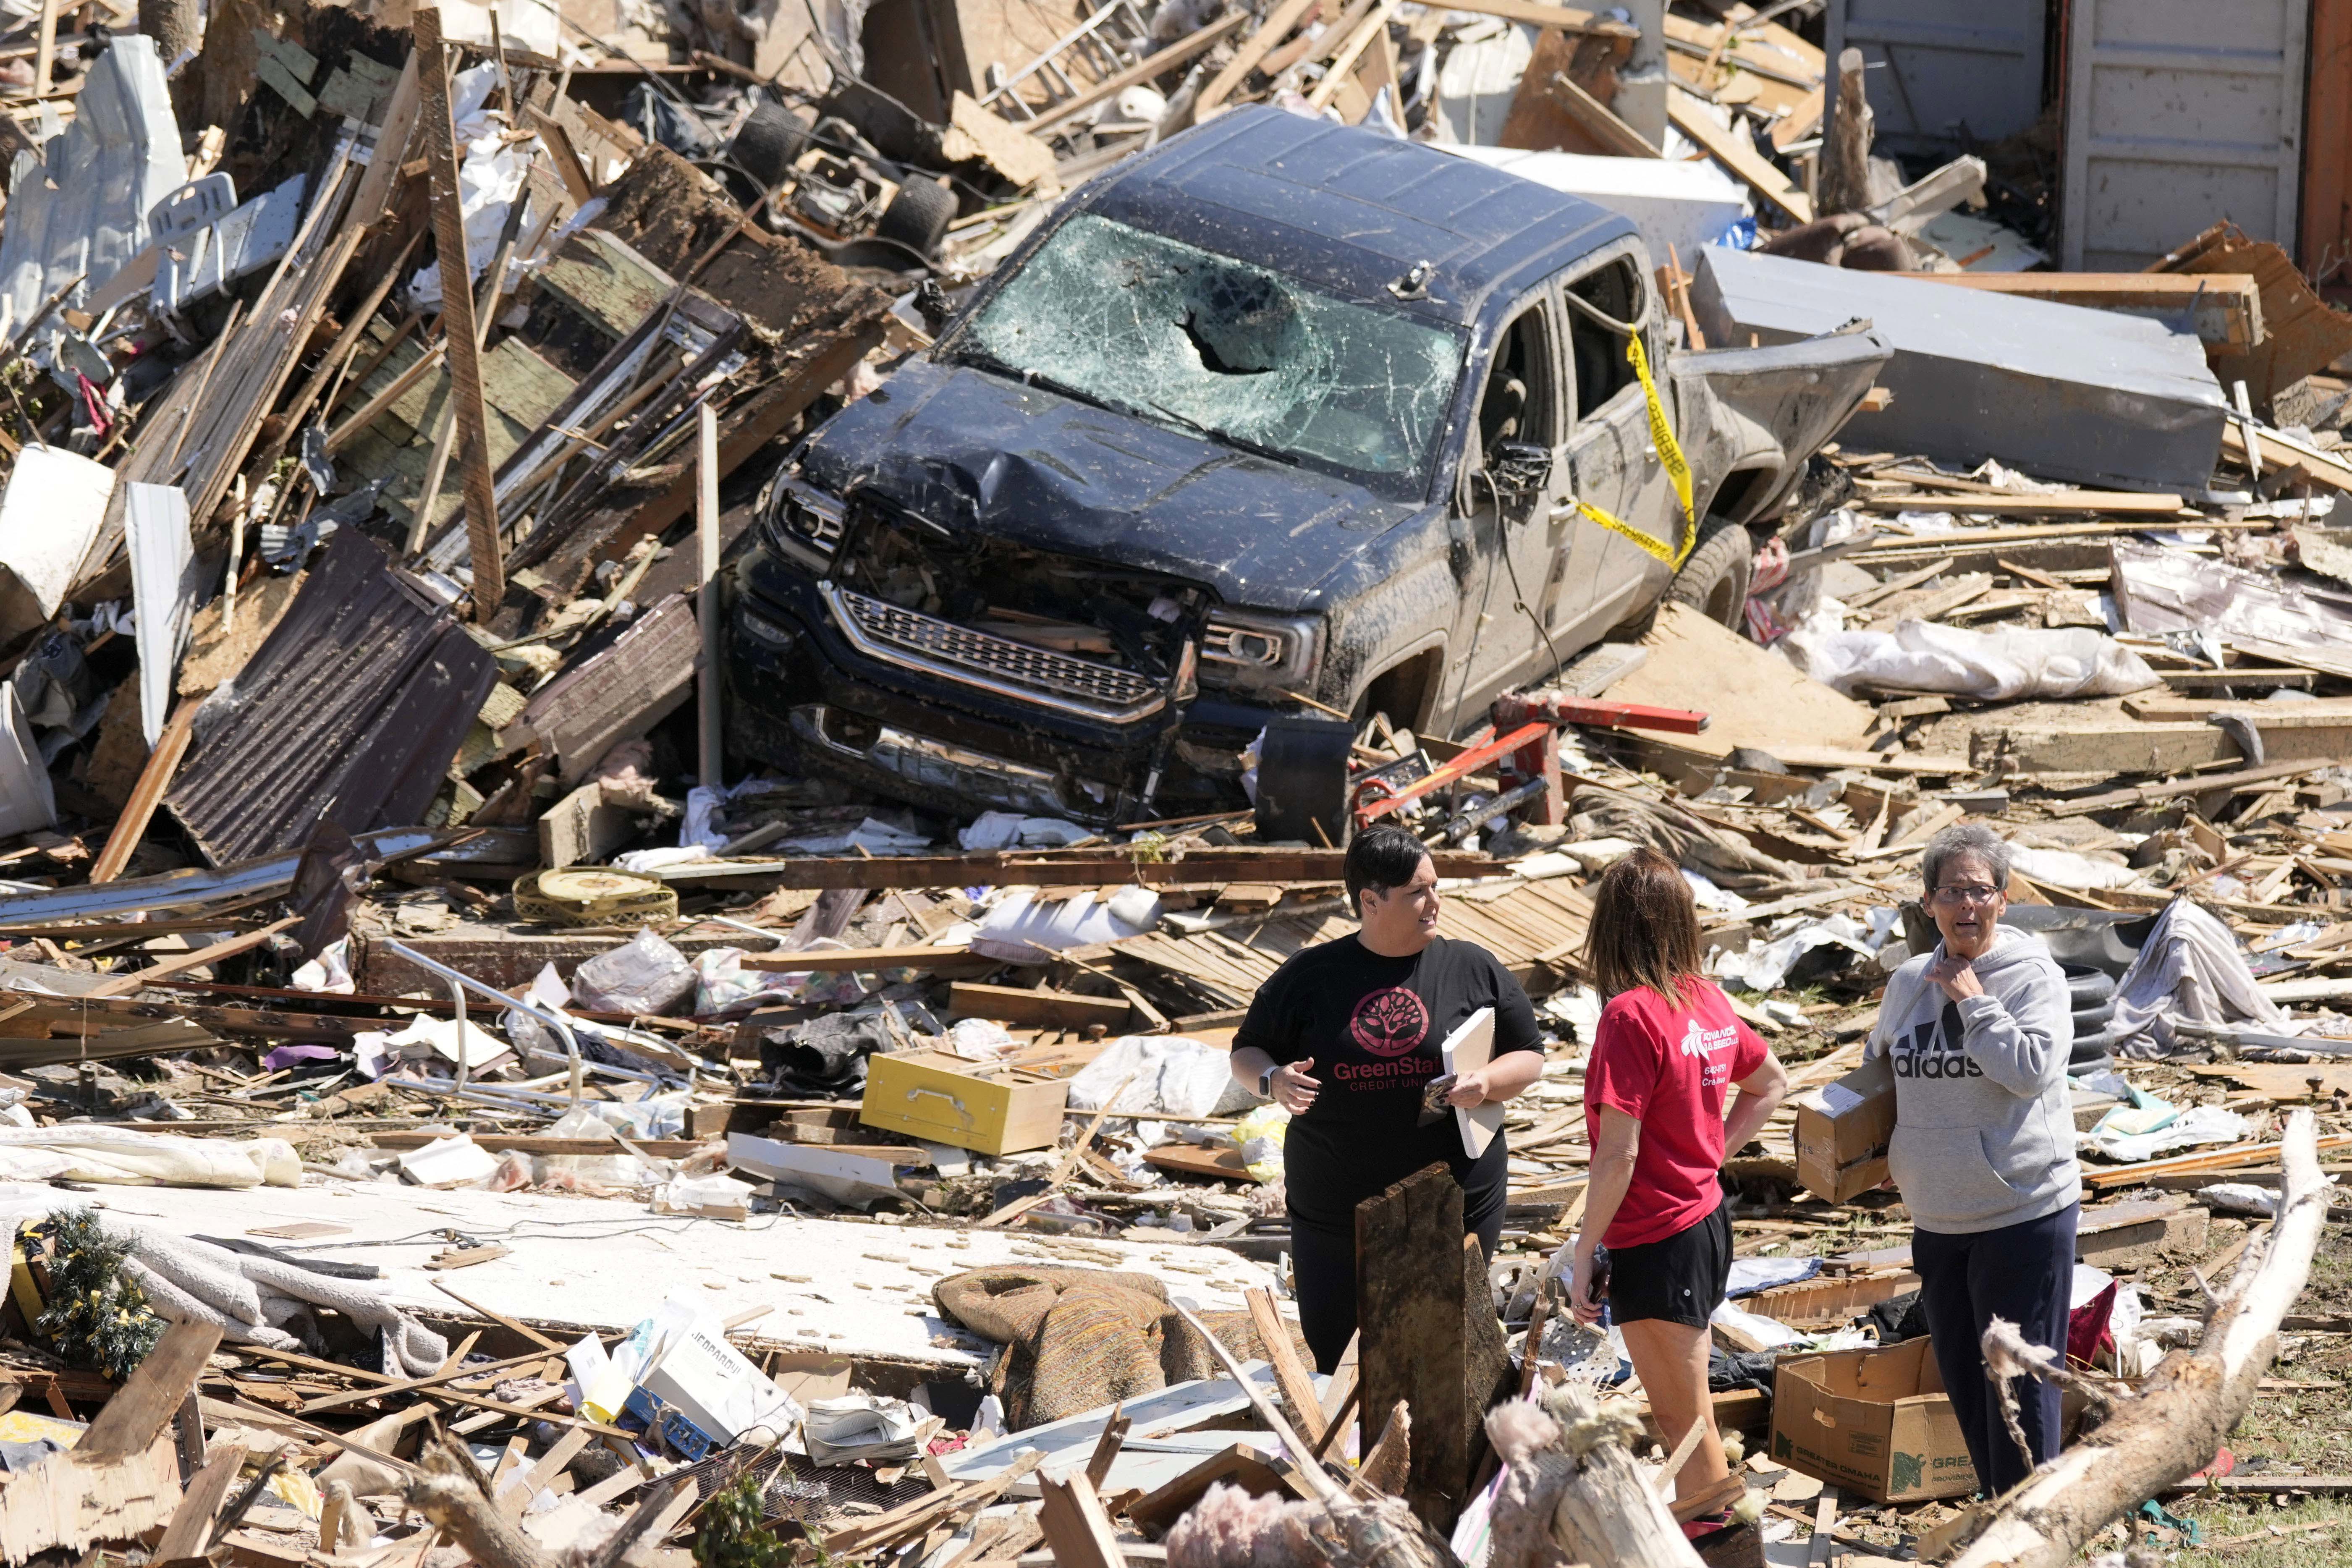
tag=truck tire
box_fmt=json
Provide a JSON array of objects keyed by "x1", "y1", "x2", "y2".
[
  {"x1": 876, "y1": 178, "x2": 956, "y2": 257},
  {"x1": 1664, "y1": 519, "x2": 1754, "y2": 627},
  {"x1": 731, "y1": 102, "x2": 810, "y2": 189}
]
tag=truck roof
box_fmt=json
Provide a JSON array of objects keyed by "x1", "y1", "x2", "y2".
[{"x1": 1081, "y1": 105, "x2": 1637, "y2": 330}]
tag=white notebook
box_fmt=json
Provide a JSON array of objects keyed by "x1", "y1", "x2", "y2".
[{"x1": 1442, "y1": 1005, "x2": 1501, "y2": 1157}]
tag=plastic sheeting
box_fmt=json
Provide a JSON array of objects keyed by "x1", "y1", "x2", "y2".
[
  {"x1": 2108, "y1": 896, "x2": 2287, "y2": 1058},
  {"x1": 1780, "y1": 617, "x2": 2161, "y2": 701},
  {"x1": 0, "y1": 1126, "x2": 297, "y2": 1187},
  {"x1": 1066, "y1": 1035, "x2": 1249, "y2": 1119}
]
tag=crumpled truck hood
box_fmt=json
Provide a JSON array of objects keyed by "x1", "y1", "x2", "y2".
[{"x1": 796, "y1": 358, "x2": 1423, "y2": 611}]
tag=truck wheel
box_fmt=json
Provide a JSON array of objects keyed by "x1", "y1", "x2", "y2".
[
  {"x1": 731, "y1": 102, "x2": 811, "y2": 189},
  {"x1": 877, "y1": 178, "x2": 957, "y2": 257},
  {"x1": 1665, "y1": 519, "x2": 1754, "y2": 627}
]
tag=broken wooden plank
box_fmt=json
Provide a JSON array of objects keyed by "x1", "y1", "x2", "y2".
[
  {"x1": 949, "y1": 982, "x2": 1130, "y2": 1031},
  {"x1": 413, "y1": 6, "x2": 503, "y2": 618},
  {"x1": 1357, "y1": 1167, "x2": 1511, "y2": 1529},
  {"x1": 88, "y1": 700, "x2": 198, "y2": 885},
  {"x1": 1668, "y1": 86, "x2": 1810, "y2": 223}
]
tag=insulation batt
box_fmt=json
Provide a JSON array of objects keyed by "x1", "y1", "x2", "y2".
[{"x1": 1164, "y1": 1483, "x2": 1320, "y2": 1568}]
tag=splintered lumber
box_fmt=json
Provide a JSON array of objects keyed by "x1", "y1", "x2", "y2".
[
  {"x1": 405, "y1": 1437, "x2": 558, "y2": 1568},
  {"x1": 1195, "y1": 0, "x2": 1318, "y2": 118},
  {"x1": 153, "y1": 1444, "x2": 249, "y2": 1562},
  {"x1": 2079, "y1": 1134, "x2": 2352, "y2": 1187},
  {"x1": 1245, "y1": 1287, "x2": 1327, "y2": 1447},
  {"x1": 413, "y1": 7, "x2": 503, "y2": 617},
  {"x1": 719, "y1": 848, "x2": 1496, "y2": 889},
  {"x1": 1036, "y1": 1472, "x2": 1124, "y2": 1568},
  {"x1": 1027, "y1": 12, "x2": 1249, "y2": 135},
  {"x1": 1947, "y1": 1113, "x2": 2331, "y2": 1568},
  {"x1": 1669, "y1": 86, "x2": 1810, "y2": 223},
  {"x1": 0, "y1": 1319, "x2": 223, "y2": 1563},
  {"x1": 1357, "y1": 1166, "x2": 1514, "y2": 1529},
  {"x1": 89, "y1": 699, "x2": 198, "y2": 885}
]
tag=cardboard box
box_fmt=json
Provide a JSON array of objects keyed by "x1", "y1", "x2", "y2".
[
  {"x1": 859, "y1": 1049, "x2": 1069, "y2": 1154},
  {"x1": 1770, "y1": 1337, "x2": 1976, "y2": 1503},
  {"x1": 1794, "y1": 1054, "x2": 1896, "y2": 1203}
]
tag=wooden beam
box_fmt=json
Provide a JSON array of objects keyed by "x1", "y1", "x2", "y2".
[
  {"x1": 86, "y1": 916, "x2": 300, "y2": 999},
  {"x1": 1538, "y1": 68, "x2": 1660, "y2": 157},
  {"x1": 413, "y1": 6, "x2": 503, "y2": 618},
  {"x1": 83, "y1": 1319, "x2": 224, "y2": 1460},
  {"x1": 690, "y1": 848, "x2": 1497, "y2": 890},
  {"x1": 1356, "y1": 1166, "x2": 1512, "y2": 1529},
  {"x1": 31, "y1": 0, "x2": 55, "y2": 97},
  {"x1": 1420, "y1": 0, "x2": 1630, "y2": 37},
  {"x1": 1900, "y1": 270, "x2": 2264, "y2": 348},
  {"x1": 948, "y1": 982, "x2": 1130, "y2": 1030},
  {"x1": 88, "y1": 698, "x2": 197, "y2": 885},
  {"x1": 1668, "y1": 86, "x2": 1810, "y2": 223}
]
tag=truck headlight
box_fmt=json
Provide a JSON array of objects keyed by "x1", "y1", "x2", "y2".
[
  {"x1": 767, "y1": 471, "x2": 846, "y2": 559},
  {"x1": 1200, "y1": 610, "x2": 1321, "y2": 690}
]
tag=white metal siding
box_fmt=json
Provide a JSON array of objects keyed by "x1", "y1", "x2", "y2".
[
  {"x1": 2061, "y1": 0, "x2": 2306, "y2": 270},
  {"x1": 1826, "y1": 0, "x2": 2047, "y2": 153}
]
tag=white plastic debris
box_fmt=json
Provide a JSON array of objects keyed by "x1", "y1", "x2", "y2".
[
  {"x1": 397, "y1": 1133, "x2": 500, "y2": 1187},
  {"x1": 1067, "y1": 1036, "x2": 1243, "y2": 1119},
  {"x1": 1781, "y1": 616, "x2": 2160, "y2": 701},
  {"x1": 2109, "y1": 897, "x2": 2289, "y2": 1058}
]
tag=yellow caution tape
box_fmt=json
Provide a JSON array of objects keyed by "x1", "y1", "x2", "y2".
[{"x1": 1569, "y1": 332, "x2": 1699, "y2": 570}]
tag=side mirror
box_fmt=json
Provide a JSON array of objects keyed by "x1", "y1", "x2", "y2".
[{"x1": 1488, "y1": 440, "x2": 1552, "y2": 501}]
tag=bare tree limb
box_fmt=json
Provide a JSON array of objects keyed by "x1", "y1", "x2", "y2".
[{"x1": 1946, "y1": 1110, "x2": 2331, "y2": 1568}]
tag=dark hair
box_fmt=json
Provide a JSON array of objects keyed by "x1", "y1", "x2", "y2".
[
  {"x1": 1584, "y1": 847, "x2": 1706, "y2": 1003},
  {"x1": 1345, "y1": 825, "x2": 1432, "y2": 919}
]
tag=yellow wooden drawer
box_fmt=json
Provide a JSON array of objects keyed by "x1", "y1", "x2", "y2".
[{"x1": 859, "y1": 1050, "x2": 1069, "y2": 1155}]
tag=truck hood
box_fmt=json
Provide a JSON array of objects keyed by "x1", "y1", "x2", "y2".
[{"x1": 797, "y1": 357, "x2": 1423, "y2": 611}]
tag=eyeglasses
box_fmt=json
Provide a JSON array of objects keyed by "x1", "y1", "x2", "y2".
[{"x1": 1930, "y1": 885, "x2": 2001, "y2": 908}]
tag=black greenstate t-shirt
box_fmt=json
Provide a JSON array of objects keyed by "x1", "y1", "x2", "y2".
[{"x1": 1235, "y1": 934, "x2": 1541, "y2": 1228}]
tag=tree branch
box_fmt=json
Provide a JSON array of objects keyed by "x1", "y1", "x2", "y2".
[{"x1": 1946, "y1": 1110, "x2": 2331, "y2": 1568}]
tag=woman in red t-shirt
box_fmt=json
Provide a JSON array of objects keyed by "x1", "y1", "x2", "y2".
[{"x1": 1569, "y1": 848, "x2": 1788, "y2": 1521}]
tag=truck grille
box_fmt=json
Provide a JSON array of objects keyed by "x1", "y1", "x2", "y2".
[{"x1": 825, "y1": 585, "x2": 1167, "y2": 722}]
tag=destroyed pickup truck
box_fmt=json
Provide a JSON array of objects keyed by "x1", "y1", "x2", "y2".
[{"x1": 726, "y1": 108, "x2": 1889, "y2": 825}]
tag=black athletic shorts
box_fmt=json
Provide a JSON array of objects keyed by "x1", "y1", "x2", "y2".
[{"x1": 1605, "y1": 1197, "x2": 1732, "y2": 1329}]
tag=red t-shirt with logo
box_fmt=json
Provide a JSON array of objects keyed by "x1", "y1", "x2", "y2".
[{"x1": 1584, "y1": 978, "x2": 1768, "y2": 1248}]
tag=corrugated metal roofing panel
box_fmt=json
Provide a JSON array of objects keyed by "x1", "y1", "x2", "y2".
[{"x1": 165, "y1": 531, "x2": 496, "y2": 867}]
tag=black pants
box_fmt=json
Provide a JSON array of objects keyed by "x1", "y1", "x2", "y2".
[
  {"x1": 1912, "y1": 1202, "x2": 2078, "y2": 1497},
  {"x1": 1291, "y1": 1195, "x2": 1503, "y2": 1373}
]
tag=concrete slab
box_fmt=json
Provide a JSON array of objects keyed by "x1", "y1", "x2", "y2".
[{"x1": 0, "y1": 1179, "x2": 1281, "y2": 1371}]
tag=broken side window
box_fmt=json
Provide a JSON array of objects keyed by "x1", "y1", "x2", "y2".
[
  {"x1": 1566, "y1": 258, "x2": 1643, "y2": 419},
  {"x1": 955, "y1": 213, "x2": 1467, "y2": 500},
  {"x1": 1479, "y1": 304, "x2": 1557, "y2": 453}
]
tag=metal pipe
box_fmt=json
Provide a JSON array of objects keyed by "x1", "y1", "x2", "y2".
[{"x1": 381, "y1": 939, "x2": 584, "y2": 1107}]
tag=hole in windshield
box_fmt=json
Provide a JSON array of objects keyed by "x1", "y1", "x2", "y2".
[{"x1": 954, "y1": 213, "x2": 1467, "y2": 499}]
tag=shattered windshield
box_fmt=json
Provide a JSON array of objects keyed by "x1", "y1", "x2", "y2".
[{"x1": 956, "y1": 213, "x2": 1465, "y2": 497}]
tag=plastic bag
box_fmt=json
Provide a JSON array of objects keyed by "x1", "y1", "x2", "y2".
[
  {"x1": 1068, "y1": 1036, "x2": 1238, "y2": 1118},
  {"x1": 571, "y1": 929, "x2": 697, "y2": 1015},
  {"x1": 690, "y1": 947, "x2": 795, "y2": 1018},
  {"x1": 1232, "y1": 1102, "x2": 1290, "y2": 1182}
]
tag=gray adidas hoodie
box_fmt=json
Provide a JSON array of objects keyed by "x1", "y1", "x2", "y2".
[{"x1": 1866, "y1": 927, "x2": 2080, "y2": 1235}]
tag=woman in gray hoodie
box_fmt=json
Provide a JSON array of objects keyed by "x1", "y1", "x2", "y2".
[{"x1": 1870, "y1": 823, "x2": 2078, "y2": 1497}]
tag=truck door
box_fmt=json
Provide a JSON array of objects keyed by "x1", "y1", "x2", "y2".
[
  {"x1": 1551, "y1": 246, "x2": 1683, "y2": 641},
  {"x1": 1442, "y1": 290, "x2": 1577, "y2": 723}
]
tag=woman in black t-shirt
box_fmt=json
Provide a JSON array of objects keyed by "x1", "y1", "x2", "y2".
[{"x1": 1229, "y1": 826, "x2": 1544, "y2": 1371}]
